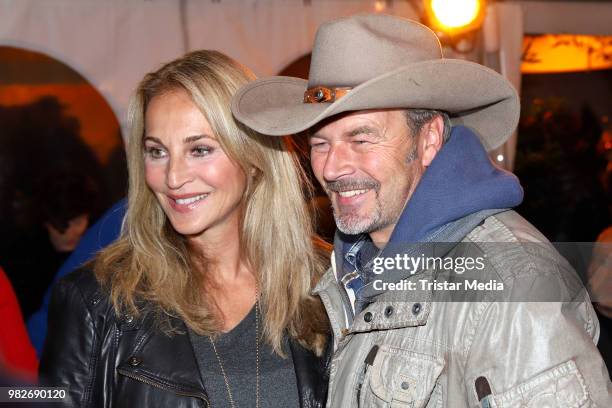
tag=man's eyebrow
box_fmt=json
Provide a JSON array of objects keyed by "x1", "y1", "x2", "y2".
[
  {"x1": 309, "y1": 126, "x2": 380, "y2": 140},
  {"x1": 346, "y1": 126, "x2": 379, "y2": 138}
]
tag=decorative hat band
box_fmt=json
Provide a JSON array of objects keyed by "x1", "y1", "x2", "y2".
[{"x1": 303, "y1": 86, "x2": 352, "y2": 103}]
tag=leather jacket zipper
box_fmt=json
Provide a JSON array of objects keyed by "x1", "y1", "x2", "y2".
[{"x1": 118, "y1": 368, "x2": 210, "y2": 407}]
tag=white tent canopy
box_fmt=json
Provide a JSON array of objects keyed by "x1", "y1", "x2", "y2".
[
  {"x1": 1, "y1": 0, "x2": 611, "y2": 169},
  {"x1": 0, "y1": 0, "x2": 419, "y2": 131}
]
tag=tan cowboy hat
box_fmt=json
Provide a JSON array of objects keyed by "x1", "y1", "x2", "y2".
[{"x1": 231, "y1": 13, "x2": 520, "y2": 151}]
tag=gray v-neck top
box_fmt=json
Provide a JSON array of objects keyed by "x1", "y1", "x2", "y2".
[{"x1": 188, "y1": 307, "x2": 299, "y2": 408}]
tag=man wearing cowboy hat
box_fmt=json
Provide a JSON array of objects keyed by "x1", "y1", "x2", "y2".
[{"x1": 232, "y1": 14, "x2": 612, "y2": 407}]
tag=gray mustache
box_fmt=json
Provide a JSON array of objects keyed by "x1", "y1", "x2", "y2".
[{"x1": 326, "y1": 179, "x2": 380, "y2": 193}]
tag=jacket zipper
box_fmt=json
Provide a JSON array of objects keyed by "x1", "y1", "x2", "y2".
[
  {"x1": 118, "y1": 369, "x2": 210, "y2": 407},
  {"x1": 339, "y1": 279, "x2": 355, "y2": 321},
  {"x1": 330, "y1": 250, "x2": 356, "y2": 325},
  {"x1": 356, "y1": 345, "x2": 379, "y2": 407}
]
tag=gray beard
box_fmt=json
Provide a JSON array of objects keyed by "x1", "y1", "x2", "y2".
[
  {"x1": 332, "y1": 199, "x2": 390, "y2": 236},
  {"x1": 334, "y1": 208, "x2": 378, "y2": 235}
]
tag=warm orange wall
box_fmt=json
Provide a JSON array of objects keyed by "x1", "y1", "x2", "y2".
[
  {"x1": 0, "y1": 84, "x2": 122, "y2": 165},
  {"x1": 522, "y1": 35, "x2": 612, "y2": 74}
]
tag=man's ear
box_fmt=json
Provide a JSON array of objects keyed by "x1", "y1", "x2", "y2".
[{"x1": 420, "y1": 115, "x2": 445, "y2": 167}]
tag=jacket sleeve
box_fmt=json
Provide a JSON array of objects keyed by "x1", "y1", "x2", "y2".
[
  {"x1": 464, "y1": 294, "x2": 612, "y2": 407},
  {"x1": 39, "y1": 275, "x2": 101, "y2": 407}
]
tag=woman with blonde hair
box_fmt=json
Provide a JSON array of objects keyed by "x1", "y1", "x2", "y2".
[{"x1": 40, "y1": 50, "x2": 330, "y2": 408}]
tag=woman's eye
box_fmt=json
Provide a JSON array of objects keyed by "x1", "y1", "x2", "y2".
[
  {"x1": 192, "y1": 146, "x2": 212, "y2": 156},
  {"x1": 145, "y1": 146, "x2": 166, "y2": 159}
]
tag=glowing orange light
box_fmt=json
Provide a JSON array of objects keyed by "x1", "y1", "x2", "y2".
[
  {"x1": 431, "y1": 0, "x2": 480, "y2": 29},
  {"x1": 424, "y1": 0, "x2": 486, "y2": 35}
]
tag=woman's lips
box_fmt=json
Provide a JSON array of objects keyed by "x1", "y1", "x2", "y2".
[{"x1": 168, "y1": 193, "x2": 209, "y2": 213}]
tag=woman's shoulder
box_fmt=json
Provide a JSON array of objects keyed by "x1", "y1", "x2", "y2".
[
  {"x1": 51, "y1": 265, "x2": 110, "y2": 317},
  {"x1": 57, "y1": 264, "x2": 101, "y2": 295},
  {"x1": 53, "y1": 265, "x2": 160, "y2": 330}
]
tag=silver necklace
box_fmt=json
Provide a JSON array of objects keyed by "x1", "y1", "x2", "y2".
[{"x1": 209, "y1": 297, "x2": 260, "y2": 408}]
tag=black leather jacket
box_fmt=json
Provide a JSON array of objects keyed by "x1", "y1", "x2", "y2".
[{"x1": 40, "y1": 268, "x2": 330, "y2": 407}]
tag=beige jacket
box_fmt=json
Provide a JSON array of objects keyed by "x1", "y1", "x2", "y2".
[{"x1": 314, "y1": 211, "x2": 612, "y2": 407}]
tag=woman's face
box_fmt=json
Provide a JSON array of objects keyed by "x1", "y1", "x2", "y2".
[{"x1": 143, "y1": 89, "x2": 247, "y2": 240}]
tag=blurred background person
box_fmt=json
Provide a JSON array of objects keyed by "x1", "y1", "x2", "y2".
[
  {"x1": 27, "y1": 199, "x2": 126, "y2": 356},
  {"x1": 0, "y1": 98, "x2": 107, "y2": 320}
]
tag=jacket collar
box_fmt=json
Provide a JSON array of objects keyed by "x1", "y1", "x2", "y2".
[{"x1": 314, "y1": 264, "x2": 433, "y2": 335}]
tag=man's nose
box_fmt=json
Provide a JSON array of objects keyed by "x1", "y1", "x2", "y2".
[
  {"x1": 323, "y1": 143, "x2": 355, "y2": 182},
  {"x1": 166, "y1": 156, "x2": 193, "y2": 189}
]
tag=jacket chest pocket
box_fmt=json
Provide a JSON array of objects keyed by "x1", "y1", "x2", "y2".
[
  {"x1": 483, "y1": 360, "x2": 592, "y2": 408},
  {"x1": 117, "y1": 367, "x2": 209, "y2": 408},
  {"x1": 357, "y1": 345, "x2": 444, "y2": 408}
]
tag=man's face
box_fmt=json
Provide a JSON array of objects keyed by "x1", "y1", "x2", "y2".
[{"x1": 309, "y1": 109, "x2": 425, "y2": 243}]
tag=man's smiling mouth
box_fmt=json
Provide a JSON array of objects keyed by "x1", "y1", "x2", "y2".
[{"x1": 337, "y1": 189, "x2": 369, "y2": 198}]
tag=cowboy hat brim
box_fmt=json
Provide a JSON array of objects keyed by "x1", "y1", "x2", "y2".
[{"x1": 232, "y1": 59, "x2": 519, "y2": 151}]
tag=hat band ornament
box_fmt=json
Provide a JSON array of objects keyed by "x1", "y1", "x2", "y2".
[{"x1": 303, "y1": 86, "x2": 352, "y2": 103}]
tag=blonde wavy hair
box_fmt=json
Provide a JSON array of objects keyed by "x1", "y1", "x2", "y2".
[{"x1": 94, "y1": 50, "x2": 329, "y2": 355}]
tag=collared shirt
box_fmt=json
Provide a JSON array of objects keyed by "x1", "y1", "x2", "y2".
[{"x1": 335, "y1": 235, "x2": 381, "y2": 316}]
